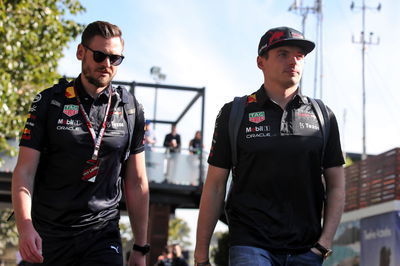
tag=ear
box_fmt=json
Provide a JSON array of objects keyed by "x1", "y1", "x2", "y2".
[
  {"x1": 76, "y1": 44, "x2": 84, "y2": 61},
  {"x1": 257, "y1": 56, "x2": 264, "y2": 70}
]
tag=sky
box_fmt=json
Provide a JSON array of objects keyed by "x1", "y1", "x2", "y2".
[{"x1": 58, "y1": 0, "x2": 400, "y2": 249}]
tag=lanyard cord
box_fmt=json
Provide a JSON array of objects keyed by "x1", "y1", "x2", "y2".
[{"x1": 74, "y1": 84, "x2": 112, "y2": 161}]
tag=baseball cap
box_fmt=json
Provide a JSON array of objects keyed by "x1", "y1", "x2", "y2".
[{"x1": 258, "y1": 26, "x2": 315, "y2": 56}]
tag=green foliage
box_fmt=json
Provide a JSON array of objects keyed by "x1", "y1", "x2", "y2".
[
  {"x1": 0, "y1": 0, "x2": 85, "y2": 156},
  {"x1": 168, "y1": 217, "x2": 191, "y2": 248},
  {"x1": 119, "y1": 219, "x2": 133, "y2": 248},
  {"x1": 345, "y1": 156, "x2": 353, "y2": 167},
  {"x1": 0, "y1": 208, "x2": 18, "y2": 255},
  {"x1": 211, "y1": 231, "x2": 229, "y2": 266}
]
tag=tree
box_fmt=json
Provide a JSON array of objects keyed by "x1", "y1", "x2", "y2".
[
  {"x1": 168, "y1": 217, "x2": 191, "y2": 248},
  {"x1": 119, "y1": 219, "x2": 133, "y2": 248},
  {"x1": 0, "y1": 208, "x2": 18, "y2": 256},
  {"x1": 345, "y1": 156, "x2": 353, "y2": 167},
  {"x1": 211, "y1": 231, "x2": 229, "y2": 266},
  {"x1": 0, "y1": 0, "x2": 85, "y2": 157}
]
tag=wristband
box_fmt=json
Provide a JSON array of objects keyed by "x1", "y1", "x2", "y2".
[
  {"x1": 313, "y1": 242, "x2": 333, "y2": 259},
  {"x1": 132, "y1": 243, "x2": 150, "y2": 255},
  {"x1": 195, "y1": 260, "x2": 211, "y2": 266}
]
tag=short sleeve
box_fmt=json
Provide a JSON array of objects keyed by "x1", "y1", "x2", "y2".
[
  {"x1": 129, "y1": 98, "x2": 145, "y2": 155},
  {"x1": 323, "y1": 107, "x2": 345, "y2": 168},
  {"x1": 19, "y1": 88, "x2": 53, "y2": 151},
  {"x1": 207, "y1": 103, "x2": 232, "y2": 169}
]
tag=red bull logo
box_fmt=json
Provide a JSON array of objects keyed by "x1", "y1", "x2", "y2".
[
  {"x1": 65, "y1": 86, "x2": 76, "y2": 98},
  {"x1": 27, "y1": 114, "x2": 37, "y2": 120},
  {"x1": 247, "y1": 94, "x2": 257, "y2": 104},
  {"x1": 269, "y1": 31, "x2": 285, "y2": 45}
]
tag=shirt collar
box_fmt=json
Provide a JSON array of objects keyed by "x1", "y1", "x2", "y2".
[
  {"x1": 75, "y1": 74, "x2": 113, "y2": 101},
  {"x1": 254, "y1": 84, "x2": 308, "y2": 107}
]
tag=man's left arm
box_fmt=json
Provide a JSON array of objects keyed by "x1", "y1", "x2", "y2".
[
  {"x1": 124, "y1": 151, "x2": 149, "y2": 266},
  {"x1": 317, "y1": 166, "x2": 345, "y2": 249}
]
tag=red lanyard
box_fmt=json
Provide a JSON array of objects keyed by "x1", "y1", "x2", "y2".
[{"x1": 74, "y1": 84, "x2": 112, "y2": 161}]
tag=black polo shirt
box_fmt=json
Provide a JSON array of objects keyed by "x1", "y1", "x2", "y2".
[
  {"x1": 208, "y1": 85, "x2": 344, "y2": 253},
  {"x1": 20, "y1": 77, "x2": 145, "y2": 237}
]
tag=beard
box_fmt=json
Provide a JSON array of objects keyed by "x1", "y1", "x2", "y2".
[{"x1": 82, "y1": 65, "x2": 114, "y2": 88}]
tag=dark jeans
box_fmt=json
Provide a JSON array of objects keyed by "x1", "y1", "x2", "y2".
[
  {"x1": 229, "y1": 245, "x2": 323, "y2": 266},
  {"x1": 26, "y1": 222, "x2": 123, "y2": 266}
]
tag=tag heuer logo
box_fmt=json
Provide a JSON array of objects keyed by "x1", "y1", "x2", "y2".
[
  {"x1": 249, "y1": 111, "x2": 265, "y2": 124},
  {"x1": 63, "y1": 105, "x2": 79, "y2": 117}
]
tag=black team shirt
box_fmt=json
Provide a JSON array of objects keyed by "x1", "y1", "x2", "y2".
[
  {"x1": 208, "y1": 86, "x2": 344, "y2": 253},
  {"x1": 20, "y1": 77, "x2": 145, "y2": 237}
]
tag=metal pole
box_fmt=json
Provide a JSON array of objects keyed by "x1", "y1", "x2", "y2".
[
  {"x1": 299, "y1": 12, "x2": 307, "y2": 91},
  {"x1": 153, "y1": 87, "x2": 158, "y2": 130},
  {"x1": 361, "y1": 0, "x2": 367, "y2": 160},
  {"x1": 351, "y1": 0, "x2": 381, "y2": 160},
  {"x1": 150, "y1": 66, "x2": 166, "y2": 130},
  {"x1": 199, "y1": 87, "x2": 206, "y2": 186},
  {"x1": 288, "y1": 0, "x2": 321, "y2": 94},
  {"x1": 319, "y1": 3, "x2": 324, "y2": 99},
  {"x1": 313, "y1": 0, "x2": 320, "y2": 98}
]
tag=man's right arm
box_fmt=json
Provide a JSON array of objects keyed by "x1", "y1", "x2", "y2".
[
  {"x1": 194, "y1": 165, "x2": 229, "y2": 264},
  {"x1": 11, "y1": 146, "x2": 44, "y2": 263}
]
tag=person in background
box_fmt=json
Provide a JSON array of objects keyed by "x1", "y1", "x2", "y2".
[
  {"x1": 154, "y1": 246, "x2": 172, "y2": 266},
  {"x1": 163, "y1": 124, "x2": 181, "y2": 153},
  {"x1": 12, "y1": 21, "x2": 150, "y2": 266},
  {"x1": 144, "y1": 120, "x2": 157, "y2": 151},
  {"x1": 189, "y1": 130, "x2": 203, "y2": 155},
  {"x1": 170, "y1": 243, "x2": 188, "y2": 266}
]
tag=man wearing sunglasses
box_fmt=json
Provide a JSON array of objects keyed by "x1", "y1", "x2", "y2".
[{"x1": 12, "y1": 21, "x2": 149, "y2": 266}]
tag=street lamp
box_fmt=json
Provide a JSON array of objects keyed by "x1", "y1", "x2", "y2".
[{"x1": 150, "y1": 66, "x2": 166, "y2": 129}]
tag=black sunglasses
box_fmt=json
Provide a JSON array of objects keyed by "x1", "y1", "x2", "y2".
[{"x1": 82, "y1": 44, "x2": 124, "y2": 66}]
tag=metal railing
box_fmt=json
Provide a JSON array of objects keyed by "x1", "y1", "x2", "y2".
[{"x1": 145, "y1": 147, "x2": 207, "y2": 187}]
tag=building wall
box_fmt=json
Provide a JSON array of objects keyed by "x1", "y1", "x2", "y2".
[{"x1": 327, "y1": 210, "x2": 400, "y2": 266}]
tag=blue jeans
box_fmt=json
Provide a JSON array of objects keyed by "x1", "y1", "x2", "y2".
[{"x1": 229, "y1": 245, "x2": 323, "y2": 266}]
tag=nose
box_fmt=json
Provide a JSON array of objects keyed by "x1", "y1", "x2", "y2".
[
  {"x1": 289, "y1": 55, "x2": 298, "y2": 65},
  {"x1": 287, "y1": 57, "x2": 295, "y2": 68},
  {"x1": 100, "y1": 56, "x2": 112, "y2": 67},
  {"x1": 289, "y1": 55, "x2": 303, "y2": 67}
]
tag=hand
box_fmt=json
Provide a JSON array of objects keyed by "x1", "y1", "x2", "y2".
[
  {"x1": 127, "y1": 250, "x2": 146, "y2": 266},
  {"x1": 18, "y1": 221, "x2": 43, "y2": 263},
  {"x1": 171, "y1": 139, "x2": 177, "y2": 147}
]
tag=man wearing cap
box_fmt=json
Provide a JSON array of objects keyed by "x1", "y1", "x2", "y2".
[{"x1": 195, "y1": 27, "x2": 345, "y2": 265}]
